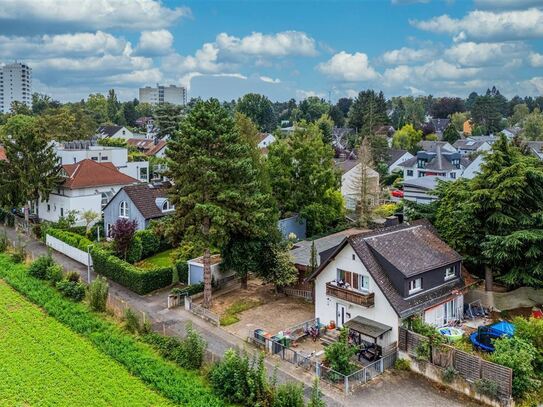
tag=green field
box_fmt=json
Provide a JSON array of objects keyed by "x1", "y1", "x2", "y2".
[
  {"x1": 138, "y1": 248, "x2": 176, "y2": 269},
  {"x1": 0, "y1": 281, "x2": 172, "y2": 407}
]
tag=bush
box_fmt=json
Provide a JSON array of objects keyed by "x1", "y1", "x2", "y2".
[
  {"x1": 273, "y1": 383, "x2": 304, "y2": 407},
  {"x1": 11, "y1": 239, "x2": 26, "y2": 263},
  {"x1": 414, "y1": 341, "x2": 430, "y2": 361},
  {"x1": 56, "y1": 279, "x2": 85, "y2": 302},
  {"x1": 126, "y1": 235, "x2": 143, "y2": 264},
  {"x1": 66, "y1": 271, "x2": 81, "y2": 282},
  {"x1": 136, "y1": 229, "x2": 161, "y2": 258},
  {"x1": 490, "y1": 336, "x2": 538, "y2": 398},
  {"x1": 28, "y1": 255, "x2": 54, "y2": 279},
  {"x1": 308, "y1": 378, "x2": 325, "y2": 407},
  {"x1": 171, "y1": 283, "x2": 204, "y2": 297},
  {"x1": 474, "y1": 378, "x2": 499, "y2": 399},
  {"x1": 88, "y1": 276, "x2": 109, "y2": 312},
  {"x1": 46, "y1": 228, "x2": 172, "y2": 295},
  {"x1": 210, "y1": 350, "x2": 273, "y2": 406},
  {"x1": 394, "y1": 358, "x2": 411, "y2": 371},
  {"x1": 143, "y1": 322, "x2": 206, "y2": 370},
  {"x1": 441, "y1": 366, "x2": 457, "y2": 383},
  {"x1": 0, "y1": 231, "x2": 7, "y2": 253},
  {"x1": 175, "y1": 261, "x2": 189, "y2": 284},
  {"x1": 124, "y1": 308, "x2": 141, "y2": 333},
  {"x1": 323, "y1": 328, "x2": 357, "y2": 375},
  {"x1": 46, "y1": 264, "x2": 64, "y2": 283},
  {"x1": 0, "y1": 255, "x2": 224, "y2": 406}
]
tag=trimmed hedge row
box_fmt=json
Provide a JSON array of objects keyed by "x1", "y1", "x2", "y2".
[
  {"x1": 45, "y1": 228, "x2": 172, "y2": 295},
  {"x1": 0, "y1": 255, "x2": 224, "y2": 407}
]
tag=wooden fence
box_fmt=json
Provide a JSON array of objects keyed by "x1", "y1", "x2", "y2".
[
  {"x1": 398, "y1": 327, "x2": 512, "y2": 400},
  {"x1": 282, "y1": 287, "x2": 313, "y2": 301}
]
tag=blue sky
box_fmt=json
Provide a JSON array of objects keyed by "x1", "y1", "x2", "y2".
[{"x1": 1, "y1": 0, "x2": 542, "y2": 102}]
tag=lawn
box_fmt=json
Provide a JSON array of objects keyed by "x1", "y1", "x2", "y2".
[
  {"x1": 137, "y1": 248, "x2": 176, "y2": 269},
  {"x1": 0, "y1": 280, "x2": 172, "y2": 407}
]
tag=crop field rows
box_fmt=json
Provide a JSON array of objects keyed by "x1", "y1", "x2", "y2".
[{"x1": 0, "y1": 280, "x2": 172, "y2": 406}]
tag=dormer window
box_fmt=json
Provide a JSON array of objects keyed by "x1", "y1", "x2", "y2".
[
  {"x1": 119, "y1": 201, "x2": 129, "y2": 218},
  {"x1": 162, "y1": 201, "x2": 169, "y2": 211},
  {"x1": 445, "y1": 267, "x2": 455, "y2": 280},
  {"x1": 408, "y1": 278, "x2": 422, "y2": 294}
]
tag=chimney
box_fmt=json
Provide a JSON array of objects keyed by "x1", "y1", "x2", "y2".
[{"x1": 436, "y1": 143, "x2": 442, "y2": 170}]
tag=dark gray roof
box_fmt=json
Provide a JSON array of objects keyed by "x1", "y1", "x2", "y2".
[
  {"x1": 309, "y1": 220, "x2": 464, "y2": 318},
  {"x1": 335, "y1": 158, "x2": 360, "y2": 174},
  {"x1": 387, "y1": 149, "x2": 410, "y2": 166},
  {"x1": 364, "y1": 225, "x2": 462, "y2": 277},
  {"x1": 430, "y1": 118, "x2": 450, "y2": 133},
  {"x1": 122, "y1": 183, "x2": 170, "y2": 220},
  {"x1": 344, "y1": 316, "x2": 392, "y2": 339},
  {"x1": 419, "y1": 141, "x2": 454, "y2": 153},
  {"x1": 398, "y1": 156, "x2": 417, "y2": 168},
  {"x1": 98, "y1": 125, "x2": 123, "y2": 137},
  {"x1": 453, "y1": 139, "x2": 486, "y2": 150},
  {"x1": 403, "y1": 176, "x2": 447, "y2": 190}
]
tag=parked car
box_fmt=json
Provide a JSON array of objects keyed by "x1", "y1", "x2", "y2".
[{"x1": 391, "y1": 189, "x2": 404, "y2": 198}]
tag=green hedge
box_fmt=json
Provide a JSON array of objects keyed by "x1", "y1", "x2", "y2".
[
  {"x1": 135, "y1": 229, "x2": 160, "y2": 259},
  {"x1": 45, "y1": 228, "x2": 172, "y2": 295},
  {"x1": 0, "y1": 255, "x2": 224, "y2": 407}
]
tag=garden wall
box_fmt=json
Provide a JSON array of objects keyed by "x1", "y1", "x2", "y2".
[{"x1": 398, "y1": 327, "x2": 513, "y2": 406}]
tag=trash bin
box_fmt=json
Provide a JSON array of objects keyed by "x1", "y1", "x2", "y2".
[
  {"x1": 254, "y1": 329, "x2": 265, "y2": 342},
  {"x1": 271, "y1": 335, "x2": 283, "y2": 354}
]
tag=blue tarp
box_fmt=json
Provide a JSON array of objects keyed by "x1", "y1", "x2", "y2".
[{"x1": 489, "y1": 321, "x2": 515, "y2": 337}]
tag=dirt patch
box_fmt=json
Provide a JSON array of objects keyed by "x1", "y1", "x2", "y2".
[
  {"x1": 210, "y1": 278, "x2": 315, "y2": 339},
  {"x1": 492, "y1": 306, "x2": 537, "y2": 321}
]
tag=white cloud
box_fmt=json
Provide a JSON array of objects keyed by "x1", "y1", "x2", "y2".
[
  {"x1": 259, "y1": 76, "x2": 281, "y2": 84},
  {"x1": 473, "y1": 0, "x2": 543, "y2": 10},
  {"x1": 383, "y1": 59, "x2": 480, "y2": 84},
  {"x1": 136, "y1": 30, "x2": 173, "y2": 56},
  {"x1": 107, "y1": 68, "x2": 163, "y2": 84},
  {"x1": 529, "y1": 52, "x2": 543, "y2": 67},
  {"x1": 215, "y1": 31, "x2": 317, "y2": 57},
  {"x1": 31, "y1": 54, "x2": 152, "y2": 73},
  {"x1": 162, "y1": 43, "x2": 224, "y2": 74},
  {"x1": 527, "y1": 77, "x2": 543, "y2": 93},
  {"x1": 317, "y1": 51, "x2": 379, "y2": 81},
  {"x1": 296, "y1": 89, "x2": 325, "y2": 99},
  {"x1": 381, "y1": 46, "x2": 435, "y2": 64},
  {"x1": 444, "y1": 42, "x2": 527, "y2": 67},
  {"x1": 0, "y1": 0, "x2": 191, "y2": 30},
  {"x1": 411, "y1": 8, "x2": 543, "y2": 41},
  {"x1": 0, "y1": 31, "x2": 127, "y2": 58}
]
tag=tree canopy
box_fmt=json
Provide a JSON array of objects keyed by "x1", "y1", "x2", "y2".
[
  {"x1": 392, "y1": 124, "x2": 422, "y2": 153},
  {"x1": 236, "y1": 93, "x2": 277, "y2": 132}
]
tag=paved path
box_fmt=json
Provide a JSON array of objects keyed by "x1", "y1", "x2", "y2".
[{"x1": 2, "y1": 226, "x2": 480, "y2": 407}]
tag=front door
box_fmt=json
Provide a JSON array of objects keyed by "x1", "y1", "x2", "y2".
[{"x1": 336, "y1": 303, "x2": 347, "y2": 328}]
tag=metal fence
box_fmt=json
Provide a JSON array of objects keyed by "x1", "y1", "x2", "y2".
[
  {"x1": 278, "y1": 318, "x2": 320, "y2": 338},
  {"x1": 282, "y1": 287, "x2": 313, "y2": 301},
  {"x1": 184, "y1": 296, "x2": 220, "y2": 326}
]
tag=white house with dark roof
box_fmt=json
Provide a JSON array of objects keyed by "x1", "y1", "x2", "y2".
[
  {"x1": 335, "y1": 158, "x2": 380, "y2": 211},
  {"x1": 399, "y1": 145, "x2": 469, "y2": 181},
  {"x1": 387, "y1": 149, "x2": 413, "y2": 174},
  {"x1": 97, "y1": 125, "x2": 134, "y2": 140},
  {"x1": 526, "y1": 141, "x2": 543, "y2": 161},
  {"x1": 453, "y1": 139, "x2": 491, "y2": 156},
  {"x1": 308, "y1": 220, "x2": 465, "y2": 351}
]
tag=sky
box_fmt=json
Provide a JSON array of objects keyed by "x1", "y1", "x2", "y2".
[{"x1": 1, "y1": 0, "x2": 542, "y2": 102}]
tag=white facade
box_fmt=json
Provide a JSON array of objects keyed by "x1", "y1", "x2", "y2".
[
  {"x1": 388, "y1": 151, "x2": 414, "y2": 174},
  {"x1": 341, "y1": 164, "x2": 380, "y2": 211},
  {"x1": 139, "y1": 85, "x2": 186, "y2": 106},
  {"x1": 0, "y1": 62, "x2": 32, "y2": 113},
  {"x1": 37, "y1": 185, "x2": 125, "y2": 226},
  {"x1": 55, "y1": 145, "x2": 148, "y2": 183},
  {"x1": 315, "y1": 244, "x2": 400, "y2": 347},
  {"x1": 461, "y1": 154, "x2": 484, "y2": 180},
  {"x1": 258, "y1": 134, "x2": 276, "y2": 149}
]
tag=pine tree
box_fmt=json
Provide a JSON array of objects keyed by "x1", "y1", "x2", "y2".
[
  {"x1": 352, "y1": 136, "x2": 376, "y2": 227},
  {"x1": 106, "y1": 89, "x2": 120, "y2": 123},
  {"x1": 0, "y1": 115, "x2": 62, "y2": 232},
  {"x1": 167, "y1": 100, "x2": 270, "y2": 308},
  {"x1": 347, "y1": 90, "x2": 388, "y2": 137},
  {"x1": 154, "y1": 103, "x2": 183, "y2": 139},
  {"x1": 442, "y1": 124, "x2": 460, "y2": 144}
]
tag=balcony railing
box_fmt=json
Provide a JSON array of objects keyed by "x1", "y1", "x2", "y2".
[{"x1": 326, "y1": 282, "x2": 374, "y2": 307}]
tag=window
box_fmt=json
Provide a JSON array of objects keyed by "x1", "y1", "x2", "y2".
[
  {"x1": 445, "y1": 267, "x2": 455, "y2": 280},
  {"x1": 352, "y1": 254, "x2": 356, "y2": 261},
  {"x1": 162, "y1": 200, "x2": 169, "y2": 211},
  {"x1": 450, "y1": 172, "x2": 456, "y2": 179},
  {"x1": 119, "y1": 201, "x2": 129, "y2": 218},
  {"x1": 139, "y1": 167, "x2": 148, "y2": 180},
  {"x1": 406, "y1": 170, "x2": 413, "y2": 177},
  {"x1": 101, "y1": 156, "x2": 108, "y2": 161},
  {"x1": 91, "y1": 156, "x2": 98, "y2": 161},
  {"x1": 408, "y1": 278, "x2": 422, "y2": 294},
  {"x1": 47, "y1": 204, "x2": 50, "y2": 212},
  {"x1": 60, "y1": 208, "x2": 64, "y2": 217},
  {"x1": 336, "y1": 269, "x2": 369, "y2": 293}
]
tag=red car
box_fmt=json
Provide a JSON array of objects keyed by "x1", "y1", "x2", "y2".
[{"x1": 391, "y1": 189, "x2": 404, "y2": 198}]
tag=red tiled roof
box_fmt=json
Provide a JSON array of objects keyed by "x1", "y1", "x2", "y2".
[
  {"x1": 62, "y1": 159, "x2": 139, "y2": 189},
  {"x1": 126, "y1": 138, "x2": 167, "y2": 156}
]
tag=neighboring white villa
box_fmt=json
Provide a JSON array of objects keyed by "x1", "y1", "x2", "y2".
[
  {"x1": 453, "y1": 139, "x2": 491, "y2": 157},
  {"x1": 308, "y1": 221, "x2": 465, "y2": 351},
  {"x1": 387, "y1": 149, "x2": 413, "y2": 174},
  {"x1": 55, "y1": 140, "x2": 149, "y2": 183},
  {"x1": 257, "y1": 133, "x2": 276, "y2": 149},
  {"x1": 37, "y1": 159, "x2": 140, "y2": 225},
  {"x1": 399, "y1": 145, "x2": 469, "y2": 181},
  {"x1": 336, "y1": 158, "x2": 380, "y2": 211}
]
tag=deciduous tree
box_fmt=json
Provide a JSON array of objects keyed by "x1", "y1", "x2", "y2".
[{"x1": 236, "y1": 93, "x2": 276, "y2": 132}]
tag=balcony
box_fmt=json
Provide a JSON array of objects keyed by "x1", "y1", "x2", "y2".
[{"x1": 326, "y1": 282, "x2": 374, "y2": 307}]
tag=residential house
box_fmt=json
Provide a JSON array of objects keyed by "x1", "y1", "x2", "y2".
[
  {"x1": 500, "y1": 127, "x2": 521, "y2": 139},
  {"x1": 419, "y1": 140, "x2": 456, "y2": 153},
  {"x1": 403, "y1": 176, "x2": 445, "y2": 204},
  {"x1": 452, "y1": 139, "x2": 491, "y2": 157},
  {"x1": 103, "y1": 183, "x2": 172, "y2": 236},
  {"x1": 333, "y1": 127, "x2": 355, "y2": 151},
  {"x1": 97, "y1": 125, "x2": 134, "y2": 140},
  {"x1": 37, "y1": 159, "x2": 139, "y2": 225},
  {"x1": 257, "y1": 133, "x2": 276, "y2": 149},
  {"x1": 126, "y1": 138, "x2": 167, "y2": 181},
  {"x1": 526, "y1": 141, "x2": 543, "y2": 160},
  {"x1": 55, "y1": 140, "x2": 149, "y2": 183},
  {"x1": 466, "y1": 135, "x2": 499, "y2": 145},
  {"x1": 308, "y1": 220, "x2": 464, "y2": 349},
  {"x1": 374, "y1": 125, "x2": 395, "y2": 147},
  {"x1": 461, "y1": 154, "x2": 484, "y2": 179},
  {"x1": 387, "y1": 149, "x2": 413, "y2": 174},
  {"x1": 187, "y1": 255, "x2": 235, "y2": 285},
  {"x1": 399, "y1": 145, "x2": 468, "y2": 181},
  {"x1": 335, "y1": 158, "x2": 380, "y2": 211},
  {"x1": 430, "y1": 118, "x2": 450, "y2": 138}
]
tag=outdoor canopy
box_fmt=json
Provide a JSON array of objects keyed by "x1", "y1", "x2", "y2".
[{"x1": 344, "y1": 316, "x2": 392, "y2": 339}]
